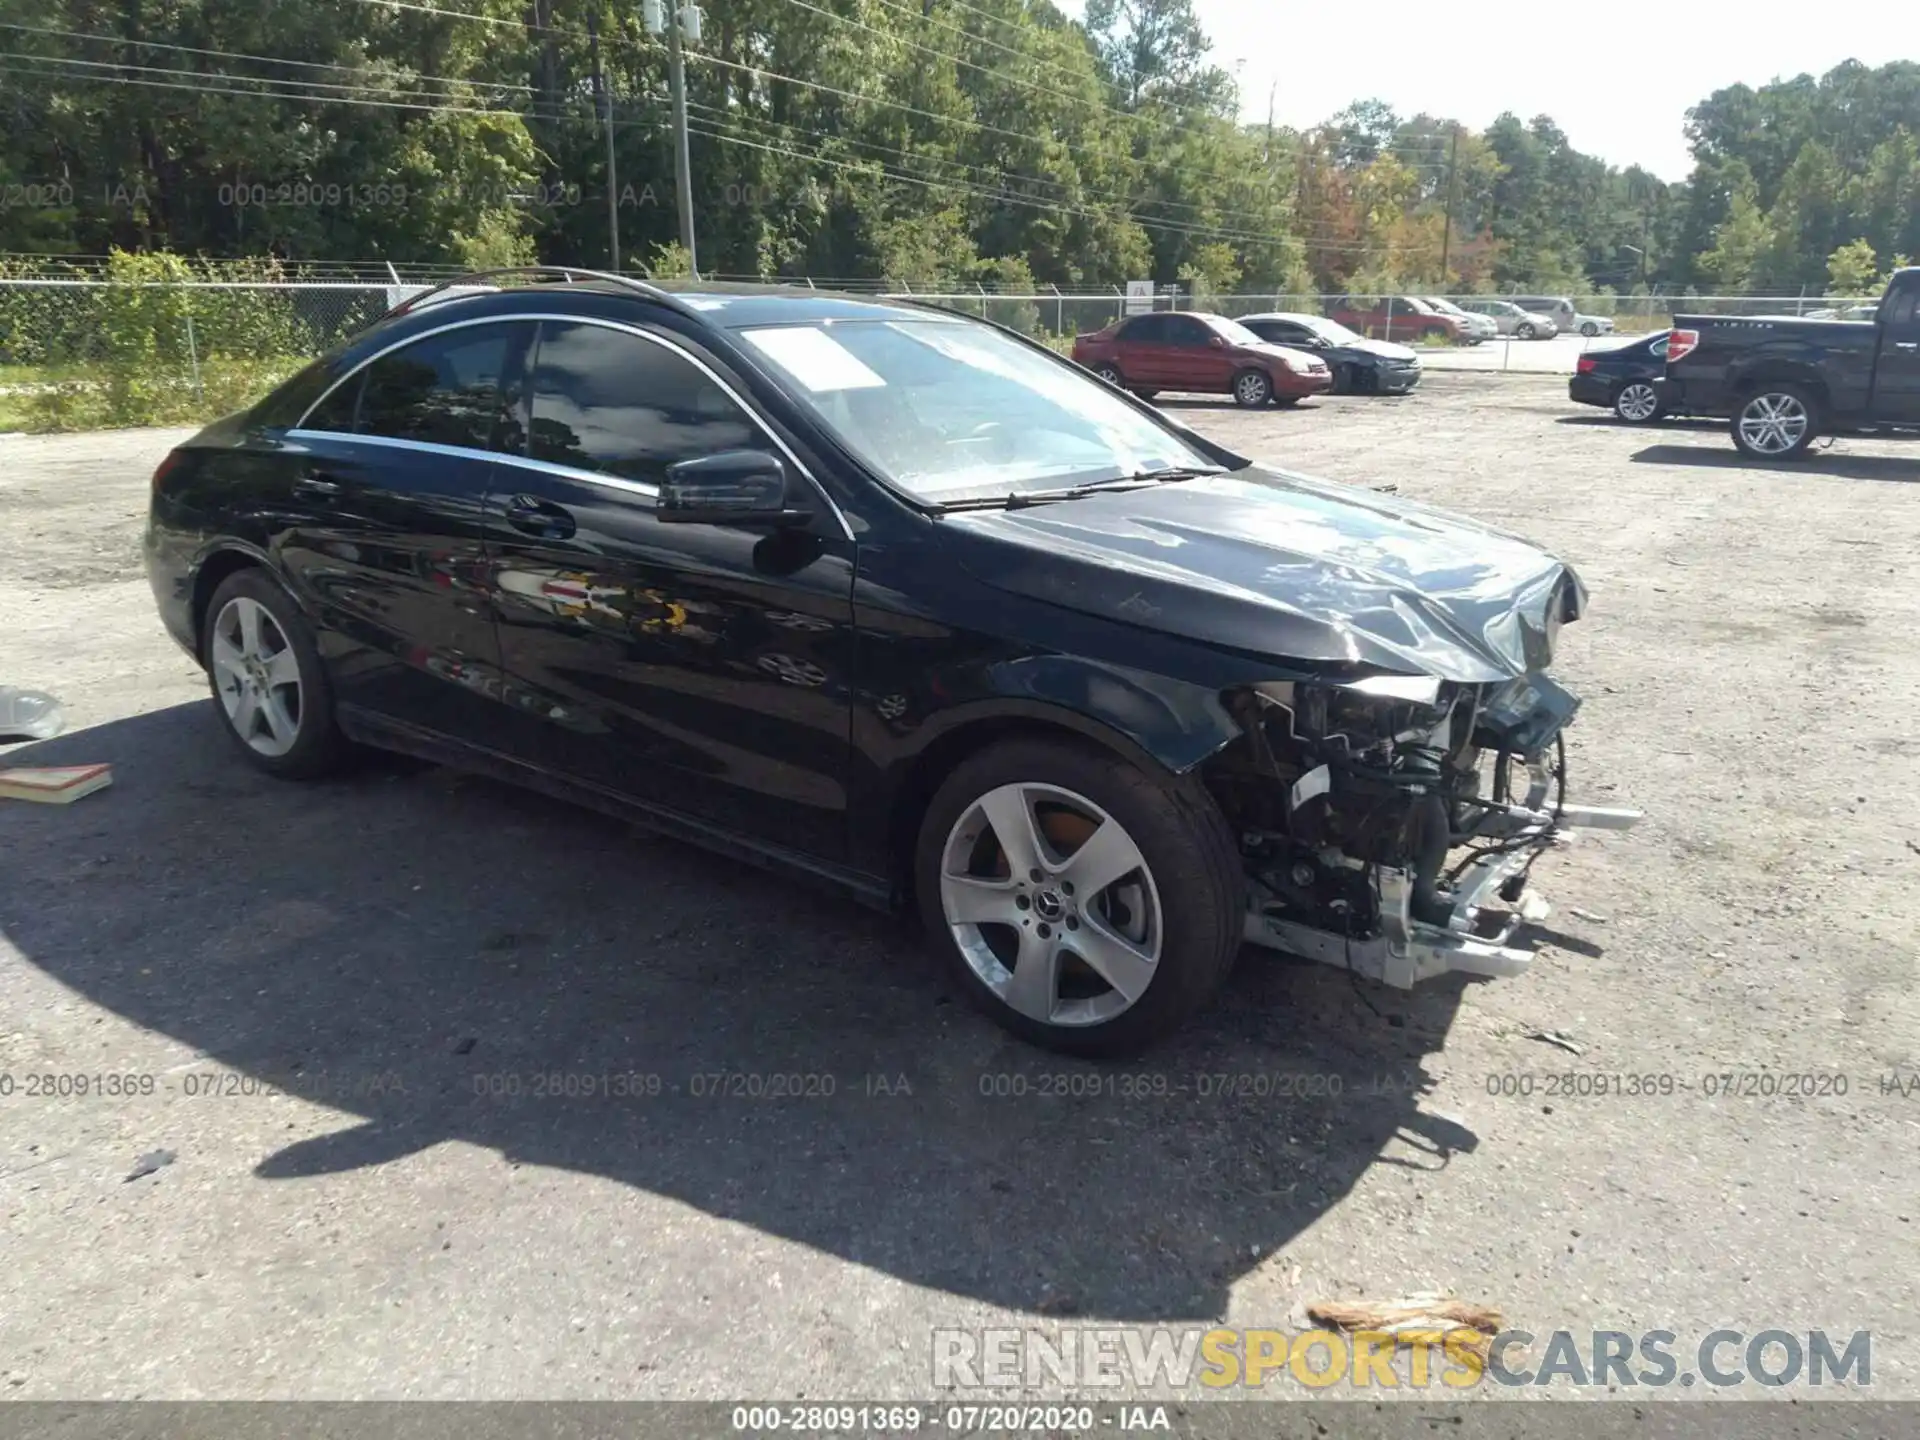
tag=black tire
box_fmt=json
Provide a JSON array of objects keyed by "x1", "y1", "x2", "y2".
[
  {"x1": 1231, "y1": 368, "x2": 1273, "y2": 408},
  {"x1": 1515, "y1": 322, "x2": 1536, "y2": 340},
  {"x1": 1730, "y1": 383, "x2": 1819, "y2": 460},
  {"x1": 1580, "y1": 321, "x2": 1600, "y2": 337},
  {"x1": 1330, "y1": 364, "x2": 1352, "y2": 395},
  {"x1": 1611, "y1": 381, "x2": 1663, "y2": 424},
  {"x1": 1093, "y1": 362, "x2": 1125, "y2": 387},
  {"x1": 201, "y1": 568, "x2": 347, "y2": 779},
  {"x1": 914, "y1": 738, "x2": 1243, "y2": 1057}
]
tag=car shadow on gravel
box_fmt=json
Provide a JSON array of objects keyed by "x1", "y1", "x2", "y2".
[
  {"x1": 1554, "y1": 415, "x2": 1720, "y2": 430},
  {"x1": 1, "y1": 702, "x2": 1487, "y2": 1322},
  {"x1": 1631, "y1": 443, "x2": 1920, "y2": 480}
]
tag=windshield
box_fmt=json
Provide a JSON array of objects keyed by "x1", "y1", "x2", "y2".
[
  {"x1": 1294, "y1": 315, "x2": 1362, "y2": 344},
  {"x1": 739, "y1": 319, "x2": 1222, "y2": 503},
  {"x1": 1206, "y1": 315, "x2": 1267, "y2": 347}
]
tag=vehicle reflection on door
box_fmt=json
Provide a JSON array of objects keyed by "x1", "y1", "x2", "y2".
[{"x1": 485, "y1": 486, "x2": 856, "y2": 860}]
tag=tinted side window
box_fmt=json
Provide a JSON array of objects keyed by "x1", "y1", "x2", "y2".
[
  {"x1": 1250, "y1": 322, "x2": 1304, "y2": 344},
  {"x1": 302, "y1": 370, "x2": 363, "y2": 433},
  {"x1": 358, "y1": 324, "x2": 524, "y2": 452},
  {"x1": 1884, "y1": 285, "x2": 1919, "y2": 332},
  {"x1": 1167, "y1": 317, "x2": 1211, "y2": 346},
  {"x1": 1120, "y1": 314, "x2": 1167, "y2": 342},
  {"x1": 527, "y1": 322, "x2": 758, "y2": 485}
]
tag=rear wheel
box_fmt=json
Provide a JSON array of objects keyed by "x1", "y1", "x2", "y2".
[
  {"x1": 1093, "y1": 362, "x2": 1124, "y2": 387},
  {"x1": 1580, "y1": 321, "x2": 1600, "y2": 337},
  {"x1": 1232, "y1": 369, "x2": 1273, "y2": 407},
  {"x1": 1732, "y1": 385, "x2": 1818, "y2": 460},
  {"x1": 1613, "y1": 381, "x2": 1662, "y2": 423},
  {"x1": 915, "y1": 739, "x2": 1242, "y2": 1056},
  {"x1": 202, "y1": 569, "x2": 347, "y2": 779}
]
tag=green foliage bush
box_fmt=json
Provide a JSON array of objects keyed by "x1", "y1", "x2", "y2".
[{"x1": 2, "y1": 252, "x2": 316, "y2": 431}]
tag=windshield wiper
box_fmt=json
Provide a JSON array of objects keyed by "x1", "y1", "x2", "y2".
[{"x1": 936, "y1": 466, "x2": 1222, "y2": 512}]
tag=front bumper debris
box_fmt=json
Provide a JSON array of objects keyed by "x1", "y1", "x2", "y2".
[{"x1": 1243, "y1": 799, "x2": 1641, "y2": 989}]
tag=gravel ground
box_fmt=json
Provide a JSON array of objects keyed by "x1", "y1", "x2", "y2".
[{"x1": 1, "y1": 375, "x2": 1917, "y2": 1404}]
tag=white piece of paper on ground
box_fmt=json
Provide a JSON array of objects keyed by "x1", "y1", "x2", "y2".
[{"x1": 742, "y1": 327, "x2": 887, "y2": 392}]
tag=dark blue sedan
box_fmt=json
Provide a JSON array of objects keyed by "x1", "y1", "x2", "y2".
[{"x1": 1569, "y1": 332, "x2": 1670, "y2": 422}]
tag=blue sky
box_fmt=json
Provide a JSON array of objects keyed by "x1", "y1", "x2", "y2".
[{"x1": 1055, "y1": 0, "x2": 1913, "y2": 180}]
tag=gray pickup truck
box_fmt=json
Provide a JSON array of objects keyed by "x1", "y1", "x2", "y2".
[{"x1": 1663, "y1": 267, "x2": 1920, "y2": 459}]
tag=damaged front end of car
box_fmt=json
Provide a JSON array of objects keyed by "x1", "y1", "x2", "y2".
[{"x1": 1207, "y1": 666, "x2": 1640, "y2": 988}]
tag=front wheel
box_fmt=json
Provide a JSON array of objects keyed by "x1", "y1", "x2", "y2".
[
  {"x1": 1093, "y1": 363, "x2": 1124, "y2": 387},
  {"x1": 1515, "y1": 322, "x2": 1536, "y2": 340},
  {"x1": 1732, "y1": 386, "x2": 1818, "y2": 459},
  {"x1": 1613, "y1": 381, "x2": 1662, "y2": 423},
  {"x1": 915, "y1": 739, "x2": 1243, "y2": 1056},
  {"x1": 1232, "y1": 369, "x2": 1273, "y2": 407},
  {"x1": 1580, "y1": 321, "x2": 1600, "y2": 337},
  {"x1": 203, "y1": 569, "x2": 347, "y2": 779}
]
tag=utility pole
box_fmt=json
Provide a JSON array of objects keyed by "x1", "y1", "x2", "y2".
[
  {"x1": 668, "y1": 5, "x2": 699, "y2": 277},
  {"x1": 1438, "y1": 125, "x2": 1460, "y2": 288},
  {"x1": 587, "y1": 10, "x2": 619, "y2": 271},
  {"x1": 644, "y1": 0, "x2": 700, "y2": 277}
]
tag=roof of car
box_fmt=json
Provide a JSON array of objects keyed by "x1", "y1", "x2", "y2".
[{"x1": 402, "y1": 278, "x2": 950, "y2": 330}]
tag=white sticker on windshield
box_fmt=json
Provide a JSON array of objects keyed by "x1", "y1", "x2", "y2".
[{"x1": 743, "y1": 327, "x2": 887, "y2": 392}]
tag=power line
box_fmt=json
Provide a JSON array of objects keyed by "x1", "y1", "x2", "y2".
[
  {"x1": 0, "y1": 53, "x2": 632, "y2": 125},
  {"x1": 0, "y1": 20, "x2": 537, "y2": 94},
  {"x1": 681, "y1": 115, "x2": 1365, "y2": 251}
]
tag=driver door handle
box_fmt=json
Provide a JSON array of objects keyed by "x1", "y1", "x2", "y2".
[
  {"x1": 293, "y1": 468, "x2": 345, "y2": 500},
  {"x1": 503, "y1": 494, "x2": 577, "y2": 539}
]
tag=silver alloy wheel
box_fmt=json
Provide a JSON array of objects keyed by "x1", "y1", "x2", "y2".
[
  {"x1": 1738, "y1": 392, "x2": 1810, "y2": 454},
  {"x1": 1615, "y1": 382, "x2": 1660, "y2": 422},
  {"x1": 1581, "y1": 322, "x2": 1599, "y2": 337},
  {"x1": 939, "y1": 782, "x2": 1162, "y2": 1028},
  {"x1": 210, "y1": 596, "x2": 303, "y2": 758},
  {"x1": 1516, "y1": 322, "x2": 1535, "y2": 339},
  {"x1": 1235, "y1": 371, "x2": 1270, "y2": 405},
  {"x1": 1095, "y1": 364, "x2": 1123, "y2": 385}
]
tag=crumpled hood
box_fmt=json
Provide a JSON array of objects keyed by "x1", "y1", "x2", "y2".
[
  {"x1": 943, "y1": 466, "x2": 1585, "y2": 682},
  {"x1": 1343, "y1": 337, "x2": 1419, "y2": 362}
]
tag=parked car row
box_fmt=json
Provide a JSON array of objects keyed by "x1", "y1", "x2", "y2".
[{"x1": 1069, "y1": 310, "x2": 1421, "y2": 404}]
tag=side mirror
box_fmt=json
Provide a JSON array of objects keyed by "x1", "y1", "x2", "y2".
[{"x1": 659, "y1": 449, "x2": 810, "y2": 528}]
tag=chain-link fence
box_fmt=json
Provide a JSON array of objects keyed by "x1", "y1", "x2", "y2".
[
  {"x1": 0, "y1": 274, "x2": 1886, "y2": 432},
  {"x1": 0, "y1": 279, "x2": 397, "y2": 430}
]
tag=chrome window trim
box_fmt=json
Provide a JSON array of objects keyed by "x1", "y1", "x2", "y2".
[
  {"x1": 284, "y1": 429, "x2": 662, "y2": 501},
  {"x1": 293, "y1": 310, "x2": 853, "y2": 538}
]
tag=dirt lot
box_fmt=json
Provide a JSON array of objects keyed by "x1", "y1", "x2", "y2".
[{"x1": 2, "y1": 375, "x2": 1917, "y2": 1402}]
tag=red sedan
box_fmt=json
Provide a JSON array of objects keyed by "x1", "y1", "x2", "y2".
[{"x1": 1071, "y1": 311, "x2": 1333, "y2": 406}]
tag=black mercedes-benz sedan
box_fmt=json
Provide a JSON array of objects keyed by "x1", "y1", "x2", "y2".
[
  {"x1": 1568, "y1": 331, "x2": 1671, "y2": 422},
  {"x1": 1236, "y1": 312, "x2": 1422, "y2": 395},
  {"x1": 145, "y1": 268, "x2": 1636, "y2": 1055}
]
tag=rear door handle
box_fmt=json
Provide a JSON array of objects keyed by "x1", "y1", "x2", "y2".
[
  {"x1": 503, "y1": 494, "x2": 577, "y2": 539},
  {"x1": 293, "y1": 468, "x2": 345, "y2": 500}
]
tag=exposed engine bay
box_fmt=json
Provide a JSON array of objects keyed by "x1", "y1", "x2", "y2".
[{"x1": 1207, "y1": 671, "x2": 1641, "y2": 987}]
